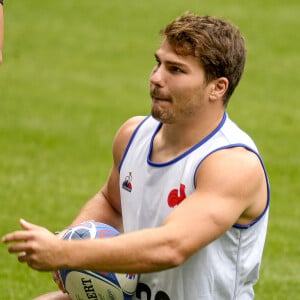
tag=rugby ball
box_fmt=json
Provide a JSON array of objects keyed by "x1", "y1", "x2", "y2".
[{"x1": 58, "y1": 221, "x2": 139, "y2": 300}]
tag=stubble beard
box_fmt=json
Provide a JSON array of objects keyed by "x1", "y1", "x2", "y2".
[
  {"x1": 151, "y1": 105, "x2": 176, "y2": 124},
  {"x1": 151, "y1": 101, "x2": 197, "y2": 124}
]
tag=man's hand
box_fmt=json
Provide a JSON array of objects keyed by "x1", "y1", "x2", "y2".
[{"x1": 2, "y1": 219, "x2": 63, "y2": 271}]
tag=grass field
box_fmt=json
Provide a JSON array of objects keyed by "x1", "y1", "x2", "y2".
[{"x1": 0, "y1": 0, "x2": 299, "y2": 299}]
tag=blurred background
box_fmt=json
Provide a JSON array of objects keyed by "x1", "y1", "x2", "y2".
[{"x1": 0, "y1": 0, "x2": 299, "y2": 298}]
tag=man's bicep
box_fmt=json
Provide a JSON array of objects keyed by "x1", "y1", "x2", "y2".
[
  {"x1": 163, "y1": 150, "x2": 256, "y2": 256},
  {"x1": 163, "y1": 190, "x2": 241, "y2": 257}
]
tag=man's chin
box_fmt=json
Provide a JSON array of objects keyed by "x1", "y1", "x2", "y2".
[{"x1": 151, "y1": 109, "x2": 175, "y2": 124}]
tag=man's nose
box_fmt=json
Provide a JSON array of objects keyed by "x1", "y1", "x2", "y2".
[{"x1": 150, "y1": 65, "x2": 165, "y2": 87}]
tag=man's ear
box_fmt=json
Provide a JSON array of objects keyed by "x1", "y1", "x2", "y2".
[{"x1": 209, "y1": 77, "x2": 229, "y2": 102}]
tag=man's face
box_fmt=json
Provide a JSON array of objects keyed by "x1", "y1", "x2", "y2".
[{"x1": 150, "y1": 39, "x2": 211, "y2": 124}]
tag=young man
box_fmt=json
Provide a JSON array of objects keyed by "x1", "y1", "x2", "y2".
[
  {"x1": 0, "y1": 0, "x2": 3, "y2": 63},
  {"x1": 2, "y1": 12, "x2": 270, "y2": 300}
]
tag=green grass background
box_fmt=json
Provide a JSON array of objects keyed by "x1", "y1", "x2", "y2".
[{"x1": 0, "y1": 0, "x2": 299, "y2": 299}]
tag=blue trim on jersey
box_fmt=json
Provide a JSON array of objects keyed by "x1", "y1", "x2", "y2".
[
  {"x1": 119, "y1": 113, "x2": 270, "y2": 229},
  {"x1": 193, "y1": 144, "x2": 270, "y2": 229},
  {"x1": 118, "y1": 116, "x2": 151, "y2": 172},
  {"x1": 147, "y1": 112, "x2": 227, "y2": 167}
]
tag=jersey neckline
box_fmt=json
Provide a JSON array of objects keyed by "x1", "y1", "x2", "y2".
[{"x1": 147, "y1": 112, "x2": 227, "y2": 167}]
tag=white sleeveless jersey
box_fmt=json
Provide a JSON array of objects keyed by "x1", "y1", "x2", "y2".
[{"x1": 119, "y1": 113, "x2": 270, "y2": 300}]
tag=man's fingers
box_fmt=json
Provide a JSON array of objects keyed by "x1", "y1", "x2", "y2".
[
  {"x1": 7, "y1": 241, "x2": 31, "y2": 254},
  {"x1": 2, "y1": 230, "x2": 32, "y2": 244},
  {"x1": 19, "y1": 218, "x2": 41, "y2": 231},
  {"x1": 2, "y1": 219, "x2": 59, "y2": 271},
  {"x1": 18, "y1": 251, "x2": 28, "y2": 262},
  {"x1": 2, "y1": 219, "x2": 47, "y2": 244}
]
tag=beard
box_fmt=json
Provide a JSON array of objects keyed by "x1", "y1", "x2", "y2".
[
  {"x1": 150, "y1": 86, "x2": 176, "y2": 124},
  {"x1": 151, "y1": 99, "x2": 199, "y2": 125},
  {"x1": 151, "y1": 105, "x2": 175, "y2": 124}
]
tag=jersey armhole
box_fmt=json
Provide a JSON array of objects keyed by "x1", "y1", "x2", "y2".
[
  {"x1": 118, "y1": 116, "x2": 151, "y2": 172},
  {"x1": 193, "y1": 144, "x2": 270, "y2": 229}
]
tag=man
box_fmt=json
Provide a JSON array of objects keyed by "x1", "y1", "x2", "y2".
[
  {"x1": 0, "y1": 0, "x2": 3, "y2": 63},
  {"x1": 2, "y1": 12, "x2": 270, "y2": 299}
]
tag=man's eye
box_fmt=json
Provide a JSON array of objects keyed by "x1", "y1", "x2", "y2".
[
  {"x1": 152, "y1": 61, "x2": 161, "y2": 72},
  {"x1": 170, "y1": 66, "x2": 183, "y2": 73},
  {"x1": 154, "y1": 57, "x2": 161, "y2": 66}
]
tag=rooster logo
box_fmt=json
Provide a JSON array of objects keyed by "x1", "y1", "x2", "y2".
[
  {"x1": 122, "y1": 172, "x2": 133, "y2": 192},
  {"x1": 167, "y1": 184, "x2": 186, "y2": 207}
]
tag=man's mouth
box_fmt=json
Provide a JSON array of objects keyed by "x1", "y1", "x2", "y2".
[
  {"x1": 150, "y1": 90, "x2": 171, "y2": 102},
  {"x1": 152, "y1": 96, "x2": 169, "y2": 101}
]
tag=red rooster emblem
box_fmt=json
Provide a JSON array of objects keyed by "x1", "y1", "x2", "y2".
[{"x1": 168, "y1": 184, "x2": 186, "y2": 207}]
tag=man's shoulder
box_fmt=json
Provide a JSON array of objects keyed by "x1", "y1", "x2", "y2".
[
  {"x1": 119, "y1": 116, "x2": 147, "y2": 136},
  {"x1": 112, "y1": 116, "x2": 147, "y2": 162}
]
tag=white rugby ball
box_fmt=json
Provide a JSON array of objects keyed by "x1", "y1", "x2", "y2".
[{"x1": 58, "y1": 221, "x2": 139, "y2": 300}]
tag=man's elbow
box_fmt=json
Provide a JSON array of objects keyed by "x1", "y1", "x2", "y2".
[{"x1": 158, "y1": 240, "x2": 191, "y2": 270}]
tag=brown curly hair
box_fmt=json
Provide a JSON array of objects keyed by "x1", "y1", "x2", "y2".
[{"x1": 160, "y1": 12, "x2": 246, "y2": 106}]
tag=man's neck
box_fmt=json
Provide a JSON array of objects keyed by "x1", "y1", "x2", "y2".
[{"x1": 151, "y1": 110, "x2": 225, "y2": 163}]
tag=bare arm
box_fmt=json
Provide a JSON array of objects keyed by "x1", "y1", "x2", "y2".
[
  {"x1": 60, "y1": 147, "x2": 267, "y2": 273},
  {"x1": 3, "y1": 146, "x2": 267, "y2": 273}
]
